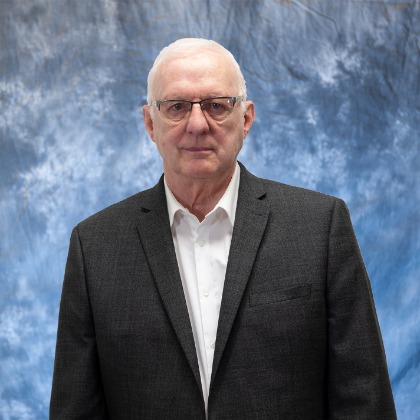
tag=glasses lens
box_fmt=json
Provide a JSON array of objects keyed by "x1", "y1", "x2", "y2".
[
  {"x1": 161, "y1": 101, "x2": 191, "y2": 121},
  {"x1": 201, "y1": 98, "x2": 233, "y2": 121}
]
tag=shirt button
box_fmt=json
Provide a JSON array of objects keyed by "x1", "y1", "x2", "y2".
[
  {"x1": 210, "y1": 341, "x2": 215, "y2": 349},
  {"x1": 203, "y1": 290, "x2": 210, "y2": 297},
  {"x1": 197, "y1": 239, "x2": 206, "y2": 247}
]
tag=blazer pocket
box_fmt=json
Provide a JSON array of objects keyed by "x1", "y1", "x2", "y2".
[{"x1": 249, "y1": 283, "x2": 311, "y2": 307}]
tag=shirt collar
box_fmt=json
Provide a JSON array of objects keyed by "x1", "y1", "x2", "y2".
[{"x1": 164, "y1": 162, "x2": 241, "y2": 227}]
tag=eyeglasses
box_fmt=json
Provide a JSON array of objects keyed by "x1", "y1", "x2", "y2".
[{"x1": 151, "y1": 96, "x2": 244, "y2": 122}]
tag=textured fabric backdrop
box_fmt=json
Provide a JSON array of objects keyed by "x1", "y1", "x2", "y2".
[{"x1": 1, "y1": 1, "x2": 419, "y2": 418}]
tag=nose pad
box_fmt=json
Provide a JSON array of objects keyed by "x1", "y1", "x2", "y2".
[
  {"x1": 186, "y1": 104, "x2": 210, "y2": 132},
  {"x1": 190, "y1": 103, "x2": 206, "y2": 117}
]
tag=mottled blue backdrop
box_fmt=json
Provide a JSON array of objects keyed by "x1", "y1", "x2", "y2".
[{"x1": 1, "y1": 1, "x2": 419, "y2": 418}]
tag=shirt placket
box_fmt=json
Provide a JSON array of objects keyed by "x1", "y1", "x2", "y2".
[{"x1": 194, "y1": 218, "x2": 218, "y2": 378}]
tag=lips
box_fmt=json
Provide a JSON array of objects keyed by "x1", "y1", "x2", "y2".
[{"x1": 185, "y1": 147, "x2": 213, "y2": 152}]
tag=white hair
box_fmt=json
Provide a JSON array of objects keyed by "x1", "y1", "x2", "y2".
[{"x1": 146, "y1": 38, "x2": 247, "y2": 104}]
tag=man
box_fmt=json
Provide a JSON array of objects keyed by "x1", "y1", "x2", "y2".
[{"x1": 50, "y1": 38, "x2": 396, "y2": 419}]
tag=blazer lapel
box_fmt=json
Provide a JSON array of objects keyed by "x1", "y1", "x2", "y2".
[
  {"x1": 135, "y1": 179, "x2": 202, "y2": 395},
  {"x1": 211, "y1": 164, "x2": 270, "y2": 386}
]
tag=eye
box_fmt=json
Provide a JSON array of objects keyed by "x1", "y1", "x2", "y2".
[
  {"x1": 162, "y1": 101, "x2": 190, "y2": 120},
  {"x1": 169, "y1": 102, "x2": 187, "y2": 112},
  {"x1": 202, "y1": 99, "x2": 231, "y2": 119},
  {"x1": 209, "y1": 102, "x2": 225, "y2": 110}
]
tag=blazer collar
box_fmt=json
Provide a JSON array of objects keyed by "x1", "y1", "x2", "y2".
[
  {"x1": 210, "y1": 162, "x2": 269, "y2": 388},
  {"x1": 135, "y1": 179, "x2": 203, "y2": 397}
]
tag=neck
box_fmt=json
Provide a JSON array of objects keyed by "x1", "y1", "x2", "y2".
[{"x1": 165, "y1": 170, "x2": 235, "y2": 222}]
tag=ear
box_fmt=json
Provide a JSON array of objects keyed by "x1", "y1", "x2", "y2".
[
  {"x1": 243, "y1": 101, "x2": 255, "y2": 137},
  {"x1": 143, "y1": 105, "x2": 155, "y2": 141}
]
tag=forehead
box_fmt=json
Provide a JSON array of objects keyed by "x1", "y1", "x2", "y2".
[{"x1": 153, "y1": 51, "x2": 238, "y2": 99}]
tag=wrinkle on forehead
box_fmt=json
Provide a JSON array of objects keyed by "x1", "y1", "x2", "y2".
[{"x1": 152, "y1": 52, "x2": 239, "y2": 100}]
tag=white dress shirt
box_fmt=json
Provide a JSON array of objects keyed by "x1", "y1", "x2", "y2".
[{"x1": 164, "y1": 162, "x2": 240, "y2": 411}]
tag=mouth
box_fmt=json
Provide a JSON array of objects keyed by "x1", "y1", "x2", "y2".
[{"x1": 185, "y1": 147, "x2": 213, "y2": 152}]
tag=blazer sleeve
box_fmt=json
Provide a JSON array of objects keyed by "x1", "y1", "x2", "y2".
[
  {"x1": 50, "y1": 227, "x2": 108, "y2": 419},
  {"x1": 326, "y1": 199, "x2": 396, "y2": 418}
]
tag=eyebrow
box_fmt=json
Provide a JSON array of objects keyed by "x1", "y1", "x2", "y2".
[{"x1": 162, "y1": 93, "x2": 226, "y2": 100}]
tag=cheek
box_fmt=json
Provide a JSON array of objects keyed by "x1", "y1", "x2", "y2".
[
  {"x1": 220, "y1": 124, "x2": 244, "y2": 150},
  {"x1": 154, "y1": 122, "x2": 182, "y2": 147}
]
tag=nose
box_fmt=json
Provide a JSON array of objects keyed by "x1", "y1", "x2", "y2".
[{"x1": 185, "y1": 103, "x2": 210, "y2": 135}]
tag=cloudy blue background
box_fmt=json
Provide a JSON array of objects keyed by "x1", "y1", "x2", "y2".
[{"x1": 1, "y1": 0, "x2": 419, "y2": 418}]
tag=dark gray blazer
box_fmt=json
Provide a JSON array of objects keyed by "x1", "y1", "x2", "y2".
[{"x1": 50, "y1": 163, "x2": 396, "y2": 419}]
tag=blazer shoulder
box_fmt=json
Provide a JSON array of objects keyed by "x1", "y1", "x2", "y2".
[
  {"x1": 243, "y1": 166, "x2": 341, "y2": 210},
  {"x1": 265, "y1": 178, "x2": 339, "y2": 206},
  {"x1": 76, "y1": 179, "x2": 164, "y2": 231}
]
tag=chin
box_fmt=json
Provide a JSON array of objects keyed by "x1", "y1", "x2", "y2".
[{"x1": 183, "y1": 161, "x2": 219, "y2": 177}]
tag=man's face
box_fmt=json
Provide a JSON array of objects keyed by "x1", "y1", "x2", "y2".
[{"x1": 143, "y1": 51, "x2": 255, "y2": 185}]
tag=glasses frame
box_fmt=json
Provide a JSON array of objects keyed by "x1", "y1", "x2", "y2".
[{"x1": 150, "y1": 96, "x2": 244, "y2": 121}]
